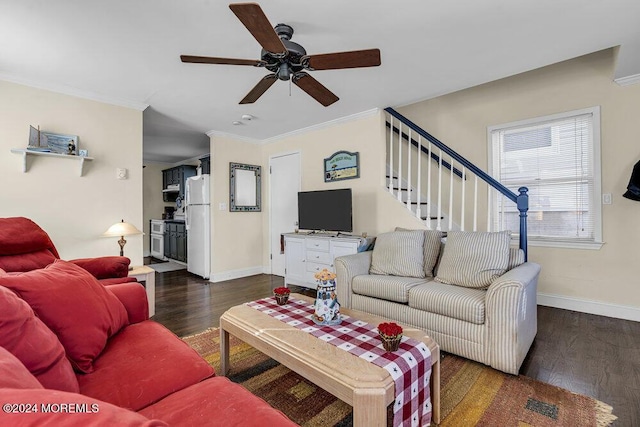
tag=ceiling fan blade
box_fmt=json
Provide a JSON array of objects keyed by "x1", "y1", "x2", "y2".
[
  {"x1": 229, "y1": 3, "x2": 287, "y2": 55},
  {"x1": 306, "y1": 48, "x2": 381, "y2": 70},
  {"x1": 292, "y1": 72, "x2": 339, "y2": 107},
  {"x1": 180, "y1": 55, "x2": 264, "y2": 66},
  {"x1": 240, "y1": 74, "x2": 278, "y2": 104}
]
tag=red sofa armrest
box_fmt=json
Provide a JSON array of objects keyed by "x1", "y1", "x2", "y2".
[
  {"x1": 107, "y1": 282, "x2": 149, "y2": 324},
  {"x1": 70, "y1": 256, "x2": 130, "y2": 279}
]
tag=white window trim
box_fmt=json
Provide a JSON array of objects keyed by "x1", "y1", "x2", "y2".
[{"x1": 487, "y1": 106, "x2": 603, "y2": 250}]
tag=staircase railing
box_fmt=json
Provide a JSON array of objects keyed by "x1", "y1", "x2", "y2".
[{"x1": 385, "y1": 107, "x2": 529, "y2": 260}]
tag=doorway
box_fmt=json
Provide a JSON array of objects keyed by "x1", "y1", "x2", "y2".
[{"x1": 269, "y1": 152, "x2": 301, "y2": 277}]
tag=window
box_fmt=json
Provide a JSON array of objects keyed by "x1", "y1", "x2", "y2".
[{"x1": 488, "y1": 107, "x2": 602, "y2": 249}]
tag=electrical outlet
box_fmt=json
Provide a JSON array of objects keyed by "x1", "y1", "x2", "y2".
[
  {"x1": 602, "y1": 193, "x2": 612, "y2": 205},
  {"x1": 219, "y1": 202, "x2": 227, "y2": 211}
]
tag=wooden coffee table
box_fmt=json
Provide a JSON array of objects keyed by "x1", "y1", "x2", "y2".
[{"x1": 219, "y1": 294, "x2": 440, "y2": 426}]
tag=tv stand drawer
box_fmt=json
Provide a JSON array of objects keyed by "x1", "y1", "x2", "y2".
[
  {"x1": 306, "y1": 250, "x2": 332, "y2": 264},
  {"x1": 305, "y1": 238, "x2": 330, "y2": 251}
]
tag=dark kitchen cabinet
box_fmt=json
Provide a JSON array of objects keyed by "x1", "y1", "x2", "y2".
[
  {"x1": 162, "y1": 165, "x2": 197, "y2": 202},
  {"x1": 200, "y1": 155, "x2": 211, "y2": 175},
  {"x1": 164, "y1": 221, "x2": 187, "y2": 263}
]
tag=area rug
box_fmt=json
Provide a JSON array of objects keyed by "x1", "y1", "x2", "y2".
[
  {"x1": 183, "y1": 328, "x2": 616, "y2": 427},
  {"x1": 149, "y1": 261, "x2": 186, "y2": 273}
]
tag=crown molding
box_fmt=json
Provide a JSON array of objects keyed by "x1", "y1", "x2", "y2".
[
  {"x1": 206, "y1": 130, "x2": 261, "y2": 144},
  {"x1": 260, "y1": 108, "x2": 380, "y2": 144},
  {"x1": 0, "y1": 74, "x2": 149, "y2": 111},
  {"x1": 614, "y1": 73, "x2": 640, "y2": 86},
  {"x1": 206, "y1": 108, "x2": 380, "y2": 145}
]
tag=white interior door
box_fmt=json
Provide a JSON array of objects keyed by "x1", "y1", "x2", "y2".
[{"x1": 270, "y1": 152, "x2": 301, "y2": 277}]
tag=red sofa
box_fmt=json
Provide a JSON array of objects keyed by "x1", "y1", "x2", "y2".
[
  {"x1": 0, "y1": 217, "x2": 135, "y2": 285},
  {"x1": 0, "y1": 260, "x2": 298, "y2": 426}
]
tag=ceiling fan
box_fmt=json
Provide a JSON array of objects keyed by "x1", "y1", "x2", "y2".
[{"x1": 180, "y1": 2, "x2": 381, "y2": 107}]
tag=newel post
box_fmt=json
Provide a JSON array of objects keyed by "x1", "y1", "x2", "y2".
[{"x1": 517, "y1": 187, "x2": 529, "y2": 262}]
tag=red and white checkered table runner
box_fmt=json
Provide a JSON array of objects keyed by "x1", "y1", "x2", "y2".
[{"x1": 248, "y1": 297, "x2": 432, "y2": 427}]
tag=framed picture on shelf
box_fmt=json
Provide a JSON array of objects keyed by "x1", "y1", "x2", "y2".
[{"x1": 41, "y1": 131, "x2": 79, "y2": 155}]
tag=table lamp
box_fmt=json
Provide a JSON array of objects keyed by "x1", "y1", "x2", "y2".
[{"x1": 103, "y1": 219, "x2": 143, "y2": 256}]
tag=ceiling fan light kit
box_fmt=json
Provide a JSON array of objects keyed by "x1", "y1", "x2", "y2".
[{"x1": 180, "y1": 2, "x2": 381, "y2": 107}]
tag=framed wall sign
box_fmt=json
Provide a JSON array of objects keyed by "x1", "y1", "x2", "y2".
[{"x1": 324, "y1": 150, "x2": 359, "y2": 182}]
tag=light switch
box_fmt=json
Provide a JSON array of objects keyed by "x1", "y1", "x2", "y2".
[
  {"x1": 219, "y1": 202, "x2": 227, "y2": 211},
  {"x1": 116, "y1": 168, "x2": 128, "y2": 180},
  {"x1": 602, "y1": 193, "x2": 612, "y2": 205}
]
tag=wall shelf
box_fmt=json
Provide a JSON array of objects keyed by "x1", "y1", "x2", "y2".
[{"x1": 11, "y1": 149, "x2": 94, "y2": 176}]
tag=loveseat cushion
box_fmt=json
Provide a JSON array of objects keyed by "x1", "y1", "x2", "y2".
[
  {"x1": 0, "y1": 285, "x2": 79, "y2": 392},
  {"x1": 435, "y1": 230, "x2": 511, "y2": 289},
  {"x1": 0, "y1": 389, "x2": 168, "y2": 427},
  {"x1": 0, "y1": 260, "x2": 129, "y2": 374},
  {"x1": 352, "y1": 275, "x2": 429, "y2": 304},
  {"x1": 408, "y1": 282, "x2": 487, "y2": 324},
  {"x1": 370, "y1": 230, "x2": 425, "y2": 278},
  {"x1": 139, "y1": 376, "x2": 298, "y2": 427},
  {"x1": 0, "y1": 346, "x2": 44, "y2": 389},
  {"x1": 78, "y1": 320, "x2": 214, "y2": 411}
]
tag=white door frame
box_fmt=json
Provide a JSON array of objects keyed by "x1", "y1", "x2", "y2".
[{"x1": 268, "y1": 150, "x2": 301, "y2": 276}]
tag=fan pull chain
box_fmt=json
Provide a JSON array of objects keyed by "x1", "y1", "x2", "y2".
[{"x1": 289, "y1": 79, "x2": 292, "y2": 97}]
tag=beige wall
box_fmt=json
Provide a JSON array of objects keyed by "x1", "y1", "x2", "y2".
[
  {"x1": 208, "y1": 112, "x2": 425, "y2": 278},
  {"x1": 258, "y1": 112, "x2": 433, "y2": 269},
  {"x1": 397, "y1": 48, "x2": 640, "y2": 312},
  {"x1": 0, "y1": 80, "x2": 144, "y2": 266},
  {"x1": 209, "y1": 136, "x2": 264, "y2": 280}
]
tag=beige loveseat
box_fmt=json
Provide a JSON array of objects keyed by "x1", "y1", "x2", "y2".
[{"x1": 335, "y1": 229, "x2": 541, "y2": 375}]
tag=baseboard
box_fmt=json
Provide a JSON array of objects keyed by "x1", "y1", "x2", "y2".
[
  {"x1": 537, "y1": 292, "x2": 640, "y2": 322},
  {"x1": 209, "y1": 266, "x2": 264, "y2": 283}
]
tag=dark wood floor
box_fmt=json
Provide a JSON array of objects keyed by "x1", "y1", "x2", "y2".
[{"x1": 147, "y1": 266, "x2": 639, "y2": 426}]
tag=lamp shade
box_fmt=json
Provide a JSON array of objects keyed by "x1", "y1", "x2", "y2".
[
  {"x1": 103, "y1": 221, "x2": 143, "y2": 237},
  {"x1": 103, "y1": 220, "x2": 143, "y2": 257}
]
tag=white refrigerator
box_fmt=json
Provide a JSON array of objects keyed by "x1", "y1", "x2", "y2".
[{"x1": 185, "y1": 175, "x2": 211, "y2": 279}]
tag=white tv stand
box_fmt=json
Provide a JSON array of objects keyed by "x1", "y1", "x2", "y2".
[{"x1": 283, "y1": 232, "x2": 367, "y2": 289}]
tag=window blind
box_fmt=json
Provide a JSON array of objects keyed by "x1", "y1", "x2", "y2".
[{"x1": 491, "y1": 112, "x2": 598, "y2": 244}]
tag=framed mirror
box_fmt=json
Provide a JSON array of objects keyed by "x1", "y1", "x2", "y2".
[{"x1": 229, "y1": 162, "x2": 261, "y2": 212}]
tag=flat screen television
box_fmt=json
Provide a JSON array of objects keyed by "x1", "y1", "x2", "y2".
[{"x1": 298, "y1": 188, "x2": 352, "y2": 233}]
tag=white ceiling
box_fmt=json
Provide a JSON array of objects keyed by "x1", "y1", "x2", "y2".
[{"x1": 1, "y1": 0, "x2": 639, "y2": 163}]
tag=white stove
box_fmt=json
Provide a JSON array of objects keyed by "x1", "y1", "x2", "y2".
[{"x1": 150, "y1": 220, "x2": 167, "y2": 260}]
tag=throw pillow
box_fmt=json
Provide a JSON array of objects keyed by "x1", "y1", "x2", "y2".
[
  {"x1": 0, "y1": 346, "x2": 44, "y2": 390},
  {"x1": 0, "y1": 260, "x2": 129, "y2": 373},
  {"x1": 508, "y1": 247, "x2": 525, "y2": 270},
  {"x1": 370, "y1": 231, "x2": 425, "y2": 278},
  {"x1": 435, "y1": 230, "x2": 511, "y2": 288},
  {"x1": 395, "y1": 227, "x2": 443, "y2": 277},
  {"x1": 0, "y1": 285, "x2": 79, "y2": 392}
]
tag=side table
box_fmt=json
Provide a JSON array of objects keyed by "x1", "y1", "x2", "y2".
[{"x1": 128, "y1": 266, "x2": 156, "y2": 317}]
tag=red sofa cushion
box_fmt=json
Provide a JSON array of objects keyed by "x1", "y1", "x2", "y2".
[
  {"x1": 0, "y1": 217, "x2": 59, "y2": 257},
  {"x1": 0, "y1": 249, "x2": 57, "y2": 273},
  {"x1": 140, "y1": 376, "x2": 299, "y2": 427},
  {"x1": 0, "y1": 285, "x2": 79, "y2": 392},
  {"x1": 100, "y1": 276, "x2": 138, "y2": 285},
  {"x1": 0, "y1": 260, "x2": 129, "y2": 373},
  {"x1": 77, "y1": 321, "x2": 214, "y2": 411},
  {"x1": 0, "y1": 389, "x2": 168, "y2": 427},
  {"x1": 70, "y1": 256, "x2": 130, "y2": 279},
  {"x1": 0, "y1": 346, "x2": 44, "y2": 389},
  {"x1": 106, "y1": 282, "x2": 150, "y2": 324}
]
